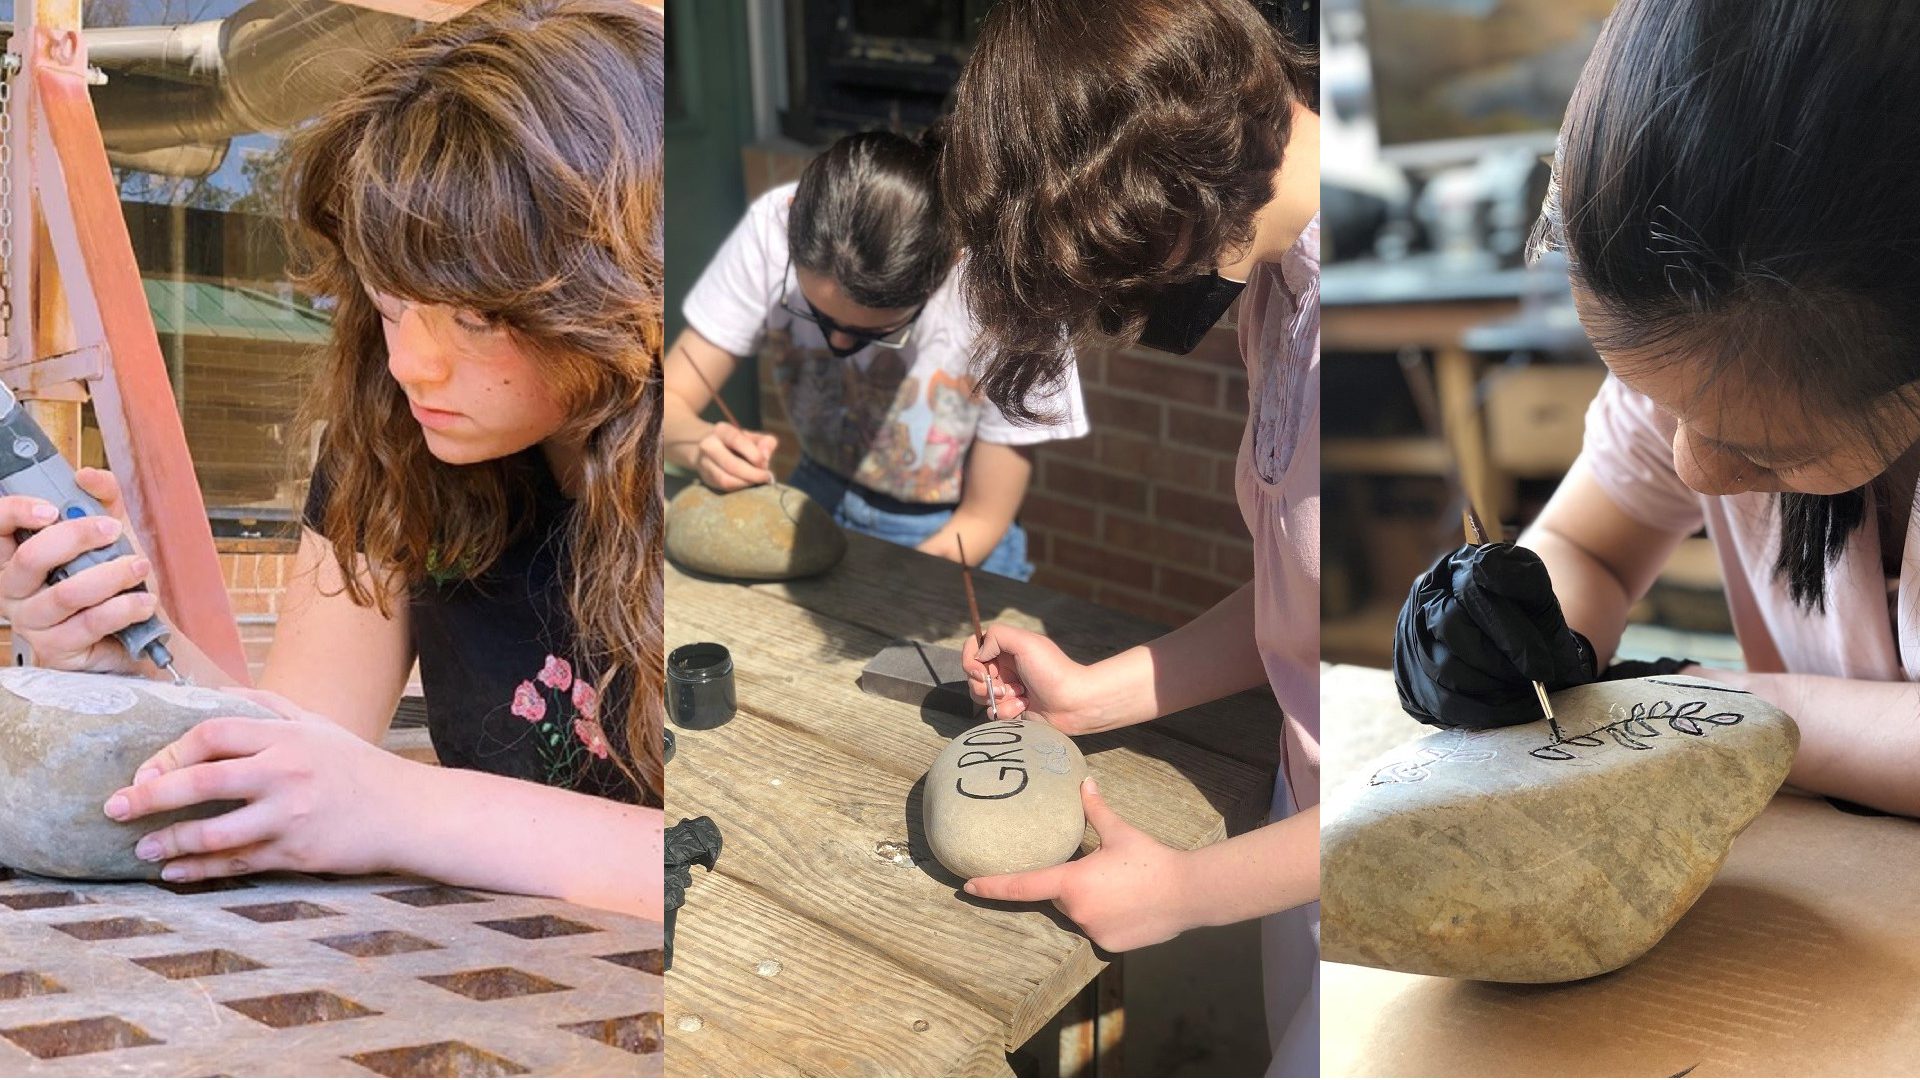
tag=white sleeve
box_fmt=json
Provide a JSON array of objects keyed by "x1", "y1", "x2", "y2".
[
  {"x1": 974, "y1": 351, "x2": 1091, "y2": 445},
  {"x1": 681, "y1": 184, "x2": 794, "y2": 357}
]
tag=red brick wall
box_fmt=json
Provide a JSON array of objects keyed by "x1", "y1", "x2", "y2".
[{"x1": 1021, "y1": 317, "x2": 1253, "y2": 627}]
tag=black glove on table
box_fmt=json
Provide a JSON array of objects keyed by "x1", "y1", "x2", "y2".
[
  {"x1": 663, "y1": 815, "x2": 722, "y2": 972},
  {"x1": 1394, "y1": 542, "x2": 1599, "y2": 730}
]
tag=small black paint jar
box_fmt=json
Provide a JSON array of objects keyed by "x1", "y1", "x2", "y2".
[{"x1": 667, "y1": 642, "x2": 736, "y2": 730}]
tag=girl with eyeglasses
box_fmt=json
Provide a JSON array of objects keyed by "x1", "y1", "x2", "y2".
[
  {"x1": 0, "y1": 0, "x2": 665, "y2": 914},
  {"x1": 661, "y1": 130, "x2": 1088, "y2": 581}
]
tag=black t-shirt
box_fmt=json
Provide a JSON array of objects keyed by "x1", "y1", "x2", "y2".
[{"x1": 303, "y1": 451, "x2": 641, "y2": 804}]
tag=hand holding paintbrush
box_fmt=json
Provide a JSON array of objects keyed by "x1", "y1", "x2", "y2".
[
  {"x1": 679, "y1": 349, "x2": 781, "y2": 492},
  {"x1": 1392, "y1": 502, "x2": 1599, "y2": 731}
]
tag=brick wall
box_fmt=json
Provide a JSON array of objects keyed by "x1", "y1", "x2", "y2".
[
  {"x1": 1019, "y1": 318, "x2": 1254, "y2": 627},
  {"x1": 737, "y1": 138, "x2": 1256, "y2": 628}
]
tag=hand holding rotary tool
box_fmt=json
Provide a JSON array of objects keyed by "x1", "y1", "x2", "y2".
[{"x1": 0, "y1": 382, "x2": 183, "y2": 682}]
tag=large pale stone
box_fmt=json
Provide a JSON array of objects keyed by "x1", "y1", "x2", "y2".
[
  {"x1": 665, "y1": 482, "x2": 846, "y2": 581},
  {"x1": 0, "y1": 669, "x2": 280, "y2": 880},
  {"x1": 923, "y1": 718, "x2": 1087, "y2": 879},
  {"x1": 1323, "y1": 676, "x2": 1798, "y2": 982}
]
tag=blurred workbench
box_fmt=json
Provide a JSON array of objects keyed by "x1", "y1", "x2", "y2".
[
  {"x1": 1321, "y1": 664, "x2": 1920, "y2": 1076},
  {"x1": 1321, "y1": 256, "x2": 1606, "y2": 666},
  {"x1": 662, "y1": 526, "x2": 1279, "y2": 1077}
]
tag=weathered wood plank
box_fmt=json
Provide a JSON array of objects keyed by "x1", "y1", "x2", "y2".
[
  {"x1": 666, "y1": 570, "x2": 1272, "y2": 844},
  {"x1": 726, "y1": 535, "x2": 1282, "y2": 770},
  {"x1": 663, "y1": 870, "x2": 1002, "y2": 1077},
  {"x1": 663, "y1": 702, "x2": 1105, "y2": 1051}
]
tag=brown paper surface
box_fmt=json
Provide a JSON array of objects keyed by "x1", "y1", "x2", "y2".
[{"x1": 1322, "y1": 665, "x2": 1920, "y2": 1076}]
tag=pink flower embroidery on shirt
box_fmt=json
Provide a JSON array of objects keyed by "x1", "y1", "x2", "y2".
[
  {"x1": 574, "y1": 715, "x2": 611, "y2": 759},
  {"x1": 511, "y1": 680, "x2": 547, "y2": 722},
  {"x1": 537, "y1": 655, "x2": 574, "y2": 691},
  {"x1": 571, "y1": 679, "x2": 599, "y2": 720}
]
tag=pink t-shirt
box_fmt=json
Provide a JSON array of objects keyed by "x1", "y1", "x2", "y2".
[
  {"x1": 1235, "y1": 216, "x2": 1322, "y2": 811},
  {"x1": 1583, "y1": 375, "x2": 1920, "y2": 680}
]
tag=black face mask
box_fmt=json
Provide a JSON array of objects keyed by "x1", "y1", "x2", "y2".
[{"x1": 1132, "y1": 272, "x2": 1247, "y2": 355}]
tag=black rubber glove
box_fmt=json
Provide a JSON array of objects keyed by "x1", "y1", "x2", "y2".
[
  {"x1": 1393, "y1": 542, "x2": 1599, "y2": 729},
  {"x1": 1598, "y1": 656, "x2": 1696, "y2": 681}
]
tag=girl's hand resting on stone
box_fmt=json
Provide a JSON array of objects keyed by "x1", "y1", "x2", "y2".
[
  {"x1": 963, "y1": 778, "x2": 1199, "y2": 952},
  {"x1": 102, "y1": 687, "x2": 422, "y2": 883}
]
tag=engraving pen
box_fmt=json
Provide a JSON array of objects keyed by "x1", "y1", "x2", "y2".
[
  {"x1": 0, "y1": 383, "x2": 184, "y2": 683},
  {"x1": 1463, "y1": 505, "x2": 1556, "y2": 732}
]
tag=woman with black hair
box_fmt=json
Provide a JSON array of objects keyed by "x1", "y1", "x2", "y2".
[
  {"x1": 1396, "y1": 0, "x2": 1920, "y2": 818},
  {"x1": 662, "y1": 131, "x2": 1087, "y2": 581}
]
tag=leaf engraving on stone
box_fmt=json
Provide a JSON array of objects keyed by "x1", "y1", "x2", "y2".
[{"x1": 1529, "y1": 699, "x2": 1747, "y2": 761}]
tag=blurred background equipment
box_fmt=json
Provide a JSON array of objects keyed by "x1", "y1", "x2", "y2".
[{"x1": 1318, "y1": 0, "x2": 1737, "y2": 670}]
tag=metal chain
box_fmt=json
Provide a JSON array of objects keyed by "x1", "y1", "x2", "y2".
[{"x1": 0, "y1": 50, "x2": 16, "y2": 347}]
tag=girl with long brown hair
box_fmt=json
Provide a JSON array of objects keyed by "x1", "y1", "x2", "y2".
[
  {"x1": 944, "y1": 0, "x2": 1320, "y2": 1072},
  {"x1": 0, "y1": 0, "x2": 664, "y2": 915}
]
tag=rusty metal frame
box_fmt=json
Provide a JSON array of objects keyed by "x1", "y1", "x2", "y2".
[{"x1": 0, "y1": 2, "x2": 249, "y2": 684}]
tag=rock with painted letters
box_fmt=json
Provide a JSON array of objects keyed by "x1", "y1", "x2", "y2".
[
  {"x1": 0, "y1": 668, "x2": 279, "y2": 880},
  {"x1": 1323, "y1": 676, "x2": 1798, "y2": 982},
  {"x1": 923, "y1": 717, "x2": 1088, "y2": 879},
  {"x1": 665, "y1": 482, "x2": 846, "y2": 581}
]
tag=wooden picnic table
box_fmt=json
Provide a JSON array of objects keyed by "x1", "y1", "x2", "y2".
[
  {"x1": 0, "y1": 870, "x2": 663, "y2": 1076},
  {"x1": 661, "y1": 528, "x2": 1280, "y2": 1077},
  {"x1": 1321, "y1": 664, "x2": 1920, "y2": 1077}
]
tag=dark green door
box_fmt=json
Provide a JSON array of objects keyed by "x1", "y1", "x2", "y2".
[{"x1": 664, "y1": 0, "x2": 762, "y2": 426}]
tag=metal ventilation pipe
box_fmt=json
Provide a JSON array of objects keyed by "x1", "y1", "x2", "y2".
[{"x1": 86, "y1": 0, "x2": 419, "y2": 161}]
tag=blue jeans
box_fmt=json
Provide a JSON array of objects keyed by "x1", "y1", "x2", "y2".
[{"x1": 786, "y1": 456, "x2": 1035, "y2": 581}]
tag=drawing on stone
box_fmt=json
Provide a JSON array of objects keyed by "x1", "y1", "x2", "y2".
[
  {"x1": 1530, "y1": 697, "x2": 1745, "y2": 762},
  {"x1": 953, "y1": 720, "x2": 1030, "y2": 800},
  {"x1": 1368, "y1": 740, "x2": 1496, "y2": 785}
]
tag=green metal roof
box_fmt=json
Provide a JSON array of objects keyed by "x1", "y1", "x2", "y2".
[{"x1": 142, "y1": 278, "x2": 333, "y2": 345}]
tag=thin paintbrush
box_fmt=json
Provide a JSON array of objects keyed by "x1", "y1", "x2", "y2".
[{"x1": 956, "y1": 535, "x2": 998, "y2": 720}]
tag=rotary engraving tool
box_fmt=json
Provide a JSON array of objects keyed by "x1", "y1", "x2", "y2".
[{"x1": 0, "y1": 383, "x2": 184, "y2": 683}]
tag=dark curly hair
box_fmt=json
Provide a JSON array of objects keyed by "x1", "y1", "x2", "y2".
[{"x1": 942, "y1": 0, "x2": 1313, "y2": 422}]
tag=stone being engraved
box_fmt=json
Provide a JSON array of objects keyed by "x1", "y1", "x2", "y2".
[
  {"x1": 664, "y1": 482, "x2": 846, "y2": 581},
  {"x1": 0, "y1": 669, "x2": 280, "y2": 880},
  {"x1": 923, "y1": 717, "x2": 1087, "y2": 879},
  {"x1": 1322, "y1": 676, "x2": 1798, "y2": 983}
]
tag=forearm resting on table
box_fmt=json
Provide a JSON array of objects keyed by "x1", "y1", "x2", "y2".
[
  {"x1": 1179, "y1": 805, "x2": 1321, "y2": 925},
  {"x1": 393, "y1": 763, "x2": 665, "y2": 920},
  {"x1": 920, "y1": 441, "x2": 1032, "y2": 564},
  {"x1": 1686, "y1": 667, "x2": 1920, "y2": 818},
  {"x1": 1085, "y1": 582, "x2": 1268, "y2": 728}
]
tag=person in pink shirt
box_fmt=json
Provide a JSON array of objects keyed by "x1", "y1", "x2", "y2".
[
  {"x1": 940, "y1": 1, "x2": 1321, "y2": 1072},
  {"x1": 1396, "y1": 0, "x2": 1920, "y2": 820}
]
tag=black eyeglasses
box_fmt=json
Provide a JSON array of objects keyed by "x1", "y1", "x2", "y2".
[{"x1": 779, "y1": 258, "x2": 924, "y2": 352}]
